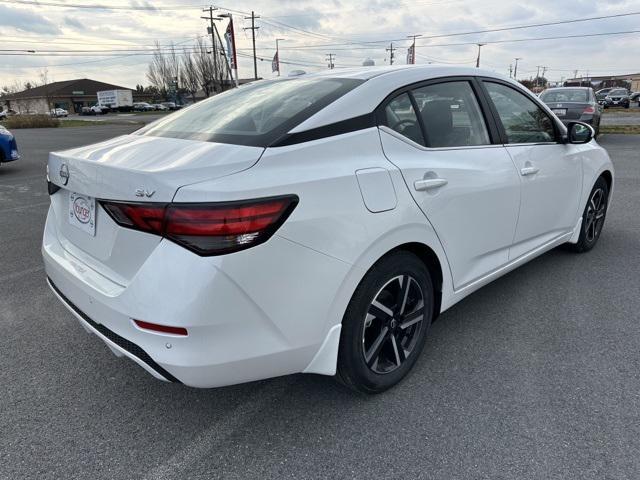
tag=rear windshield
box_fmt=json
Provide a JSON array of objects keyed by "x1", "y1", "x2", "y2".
[
  {"x1": 137, "y1": 77, "x2": 364, "y2": 147},
  {"x1": 540, "y1": 89, "x2": 589, "y2": 103}
]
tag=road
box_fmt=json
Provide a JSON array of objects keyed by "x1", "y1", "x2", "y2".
[{"x1": 1, "y1": 127, "x2": 639, "y2": 479}]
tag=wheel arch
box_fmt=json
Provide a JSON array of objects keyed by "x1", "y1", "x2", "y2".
[{"x1": 303, "y1": 230, "x2": 452, "y2": 376}]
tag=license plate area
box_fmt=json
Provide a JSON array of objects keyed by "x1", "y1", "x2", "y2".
[
  {"x1": 552, "y1": 108, "x2": 567, "y2": 117},
  {"x1": 68, "y1": 192, "x2": 96, "y2": 236}
]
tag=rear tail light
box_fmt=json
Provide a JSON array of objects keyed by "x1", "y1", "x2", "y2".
[
  {"x1": 583, "y1": 106, "x2": 596, "y2": 114},
  {"x1": 101, "y1": 195, "x2": 298, "y2": 256}
]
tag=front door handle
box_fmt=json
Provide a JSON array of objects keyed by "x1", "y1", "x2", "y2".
[
  {"x1": 414, "y1": 178, "x2": 448, "y2": 191},
  {"x1": 520, "y1": 166, "x2": 540, "y2": 176}
]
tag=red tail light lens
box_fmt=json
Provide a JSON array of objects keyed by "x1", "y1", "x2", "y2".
[
  {"x1": 583, "y1": 106, "x2": 596, "y2": 114},
  {"x1": 101, "y1": 195, "x2": 298, "y2": 256}
]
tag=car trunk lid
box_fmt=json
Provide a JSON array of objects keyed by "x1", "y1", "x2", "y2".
[
  {"x1": 546, "y1": 102, "x2": 588, "y2": 121},
  {"x1": 47, "y1": 134, "x2": 264, "y2": 285}
]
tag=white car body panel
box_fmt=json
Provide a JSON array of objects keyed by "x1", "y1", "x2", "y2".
[{"x1": 42, "y1": 65, "x2": 614, "y2": 388}]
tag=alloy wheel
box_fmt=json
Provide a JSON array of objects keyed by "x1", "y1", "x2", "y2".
[
  {"x1": 362, "y1": 275, "x2": 425, "y2": 374},
  {"x1": 584, "y1": 187, "x2": 607, "y2": 243}
]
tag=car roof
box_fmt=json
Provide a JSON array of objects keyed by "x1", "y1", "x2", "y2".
[
  {"x1": 289, "y1": 65, "x2": 517, "y2": 133},
  {"x1": 544, "y1": 87, "x2": 591, "y2": 90}
]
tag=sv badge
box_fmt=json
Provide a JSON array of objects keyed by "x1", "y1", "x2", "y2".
[{"x1": 135, "y1": 188, "x2": 156, "y2": 198}]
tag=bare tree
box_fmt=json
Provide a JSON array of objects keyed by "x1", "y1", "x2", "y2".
[
  {"x1": 147, "y1": 41, "x2": 171, "y2": 98},
  {"x1": 181, "y1": 50, "x2": 199, "y2": 102},
  {"x1": 194, "y1": 37, "x2": 214, "y2": 97}
]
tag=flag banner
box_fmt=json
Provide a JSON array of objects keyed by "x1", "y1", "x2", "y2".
[
  {"x1": 272, "y1": 52, "x2": 279, "y2": 72},
  {"x1": 407, "y1": 44, "x2": 415, "y2": 64},
  {"x1": 224, "y1": 23, "x2": 235, "y2": 69}
]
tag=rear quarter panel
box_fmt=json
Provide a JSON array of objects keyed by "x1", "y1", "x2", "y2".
[{"x1": 173, "y1": 128, "x2": 454, "y2": 341}]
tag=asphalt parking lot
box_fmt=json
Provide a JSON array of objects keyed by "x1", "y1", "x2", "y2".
[{"x1": 1, "y1": 127, "x2": 639, "y2": 479}]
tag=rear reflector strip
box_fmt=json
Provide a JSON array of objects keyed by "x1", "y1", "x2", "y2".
[{"x1": 134, "y1": 320, "x2": 188, "y2": 336}]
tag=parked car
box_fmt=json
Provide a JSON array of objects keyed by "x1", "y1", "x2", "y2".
[
  {"x1": 152, "y1": 104, "x2": 168, "y2": 111},
  {"x1": 0, "y1": 125, "x2": 19, "y2": 164},
  {"x1": 603, "y1": 88, "x2": 630, "y2": 108},
  {"x1": 50, "y1": 108, "x2": 69, "y2": 117},
  {"x1": 630, "y1": 91, "x2": 640, "y2": 102},
  {"x1": 43, "y1": 66, "x2": 613, "y2": 393},
  {"x1": 0, "y1": 109, "x2": 17, "y2": 119},
  {"x1": 595, "y1": 88, "x2": 613, "y2": 105},
  {"x1": 539, "y1": 87, "x2": 602, "y2": 136},
  {"x1": 133, "y1": 102, "x2": 155, "y2": 112},
  {"x1": 161, "y1": 102, "x2": 179, "y2": 110}
]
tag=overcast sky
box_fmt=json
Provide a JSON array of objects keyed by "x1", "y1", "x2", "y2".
[{"x1": 1, "y1": 0, "x2": 639, "y2": 89}]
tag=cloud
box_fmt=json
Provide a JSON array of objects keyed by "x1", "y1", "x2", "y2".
[
  {"x1": 63, "y1": 16, "x2": 86, "y2": 31},
  {"x1": 0, "y1": 5, "x2": 60, "y2": 35}
]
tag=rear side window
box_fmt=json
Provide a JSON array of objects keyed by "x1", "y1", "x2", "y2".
[
  {"x1": 137, "y1": 78, "x2": 364, "y2": 147},
  {"x1": 382, "y1": 93, "x2": 425, "y2": 146},
  {"x1": 412, "y1": 81, "x2": 490, "y2": 148},
  {"x1": 484, "y1": 82, "x2": 556, "y2": 144}
]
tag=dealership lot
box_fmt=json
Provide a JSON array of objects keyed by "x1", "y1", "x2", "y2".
[{"x1": 1, "y1": 127, "x2": 640, "y2": 479}]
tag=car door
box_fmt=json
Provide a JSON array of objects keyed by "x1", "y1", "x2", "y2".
[
  {"x1": 481, "y1": 80, "x2": 582, "y2": 260},
  {"x1": 378, "y1": 78, "x2": 521, "y2": 290}
]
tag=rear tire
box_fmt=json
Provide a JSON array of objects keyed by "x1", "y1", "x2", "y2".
[
  {"x1": 337, "y1": 251, "x2": 434, "y2": 394},
  {"x1": 567, "y1": 176, "x2": 609, "y2": 253}
]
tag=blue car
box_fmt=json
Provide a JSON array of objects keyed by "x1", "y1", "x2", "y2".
[{"x1": 0, "y1": 126, "x2": 20, "y2": 164}]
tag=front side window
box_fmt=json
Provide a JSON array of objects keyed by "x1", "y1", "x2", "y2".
[
  {"x1": 412, "y1": 81, "x2": 490, "y2": 148},
  {"x1": 137, "y1": 77, "x2": 363, "y2": 147},
  {"x1": 382, "y1": 93, "x2": 425, "y2": 146},
  {"x1": 485, "y1": 82, "x2": 556, "y2": 144}
]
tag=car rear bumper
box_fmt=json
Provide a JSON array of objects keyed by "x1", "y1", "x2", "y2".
[{"x1": 42, "y1": 204, "x2": 351, "y2": 387}]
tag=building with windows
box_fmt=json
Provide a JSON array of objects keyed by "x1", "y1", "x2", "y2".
[{"x1": 1, "y1": 78, "x2": 151, "y2": 114}]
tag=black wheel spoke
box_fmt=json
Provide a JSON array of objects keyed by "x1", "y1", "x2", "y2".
[{"x1": 365, "y1": 327, "x2": 389, "y2": 366}]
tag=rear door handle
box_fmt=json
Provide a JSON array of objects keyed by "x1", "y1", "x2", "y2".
[
  {"x1": 520, "y1": 166, "x2": 540, "y2": 176},
  {"x1": 414, "y1": 178, "x2": 448, "y2": 191}
]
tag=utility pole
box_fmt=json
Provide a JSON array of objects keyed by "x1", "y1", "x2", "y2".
[
  {"x1": 509, "y1": 64, "x2": 513, "y2": 78},
  {"x1": 326, "y1": 53, "x2": 335, "y2": 69},
  {"x1": 386, "y1": 43, "x2": 396, "y2": 65},
  {"x1": 541, "y1": 66, "x2": 548, "y2": 88},
  {"x1": 201, "y1": 6, "x2": 219, "y2": 92},
  {"x1": 243, "y1": 11, "x2": 260, "y2": 80},
  {"x1": 536, "y1": 65, "x2": 542, "y2": 88},
  {"x1": 475, "y1": 43, "x2": 485, "y2": 68},
  {"x1": 275, "y1": 38, "x2": 284, "y2": 76},
  {"x1": 407, "y1": 34, "x2": 422, "y2": 64},
  {"x1": 513, "y1": 57, "x2": 522, "y2": 80}
]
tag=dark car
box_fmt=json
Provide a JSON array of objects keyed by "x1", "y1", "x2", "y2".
[
  {"x1": 595, "y1": 88, "x2": 613, "y2": 105},
  {"x1": 604, "y1": 88, "x2": 630, "y2": 109},
  {"x1": 539, "y1": 87, "x2": 602, "y2": 136}
]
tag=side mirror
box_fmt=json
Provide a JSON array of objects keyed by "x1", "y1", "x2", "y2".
[{"x1": 566, "y1": 121, "x2": 594, "y2": 144}]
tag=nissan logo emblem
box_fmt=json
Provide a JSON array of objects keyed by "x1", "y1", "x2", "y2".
[{"x1": 59, "y1": 164, "x2": 70, "y2": 186}]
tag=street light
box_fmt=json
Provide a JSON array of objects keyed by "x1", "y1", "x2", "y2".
[
  {"x1": 475, "y1": 43, "x2": 486, "y2": 68},
  {"x1": 514, "y1": 57, "x2": 522, "y2": 80}
]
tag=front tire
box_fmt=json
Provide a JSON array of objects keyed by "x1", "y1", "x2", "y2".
[
  {"x1": 568, "y1": 176, "x2": 609, "y2": 253},
  {"x1": 337, "y1": 251, "x2": 434, "y2": 393}
]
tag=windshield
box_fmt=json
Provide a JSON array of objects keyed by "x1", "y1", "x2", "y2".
[
  {"x1": 540, "y1": 89, "x2": 589, "y2": 103},
  {"x1": 138, "y1": 77, "x2": 364, "y2": 147}
]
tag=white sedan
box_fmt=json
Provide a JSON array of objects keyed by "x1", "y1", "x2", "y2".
[{"x1": 43, "y1": 66, "x2": 613, "y2": 393}]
